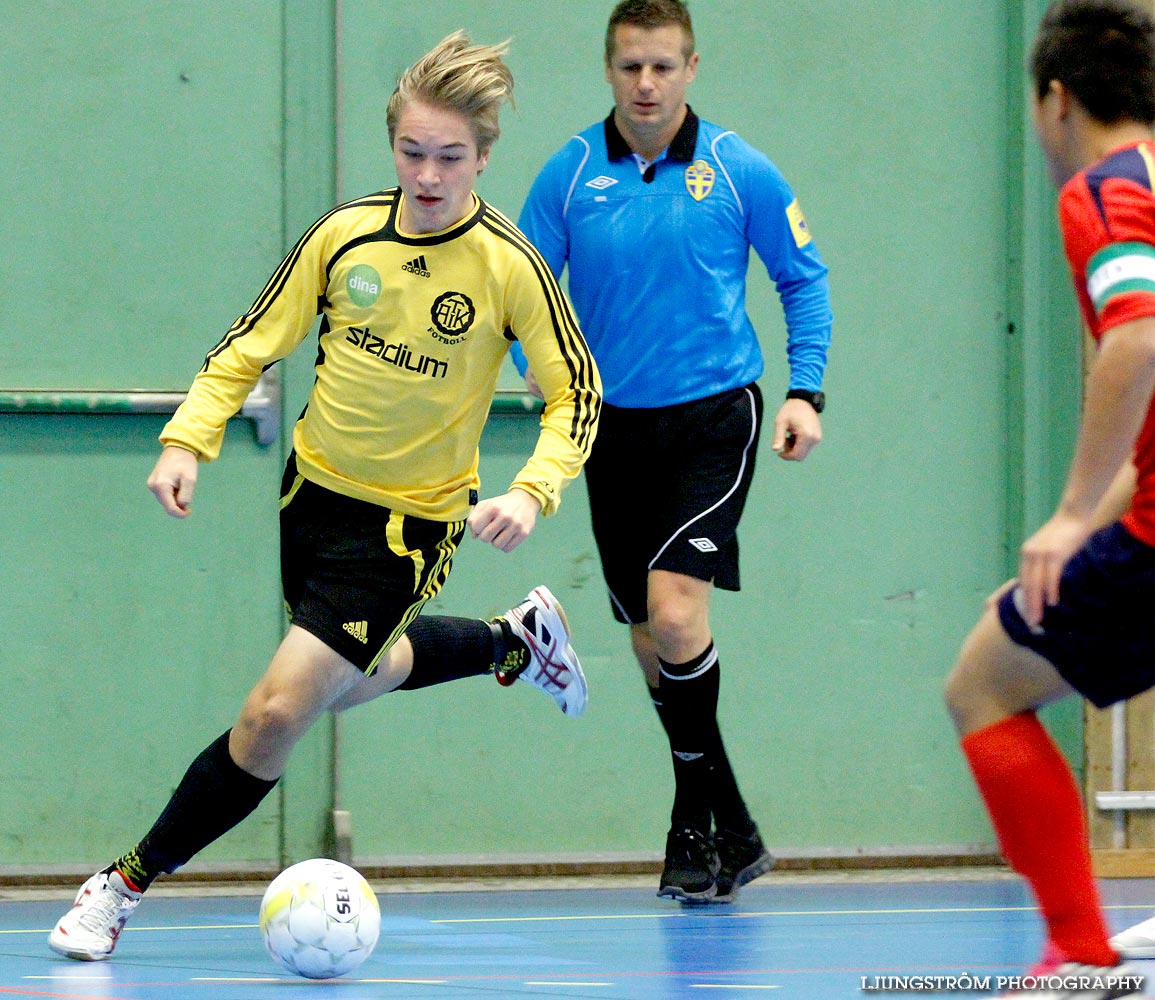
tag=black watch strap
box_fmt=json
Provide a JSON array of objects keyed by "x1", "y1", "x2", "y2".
[{"x1": 786, "y1": 389, "x2": 825, "y2": 413}]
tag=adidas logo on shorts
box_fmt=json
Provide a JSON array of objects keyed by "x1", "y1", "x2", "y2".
[{"x1": 342, "y1": 620, "x2": 368, "y2": 643}]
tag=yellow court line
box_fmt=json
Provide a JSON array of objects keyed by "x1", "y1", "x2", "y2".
[
  {"x1": 5, "y1": 902, "x2": 1155, "y2": 936},
  {"x1": 431, "y1": 903, "x2": 1155, "y2": 924},
  {"x1": 434, "y1": 912, "x2": 682, "y2": 924},
  {"x1": 0, "y1": 922, "x2": 260, "y2": 935},
  {"x1": 357, "y1": 980, "x2": 449, "y2": 985},
  {"x1": 193, "y1": 978, "x2": 451, "y2": 984},
  {"x1": 190, "y1": 978, "x2": 284, "y2": 983}
]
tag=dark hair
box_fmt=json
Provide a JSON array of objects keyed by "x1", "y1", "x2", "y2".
[
  {"x1": 605, "y1": 0, "x2": 695, "y2": 64},
  {"x1": 1031, "y1": 0, "x2": 1155, "y2": 124}
]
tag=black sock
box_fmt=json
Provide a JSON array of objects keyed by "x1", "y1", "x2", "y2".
[
  {"x1": 654, "y1": 645, "x2": 718, "y2": 834},
  {"x1": 399, "y1": 615, "x2": 513, "y2": 690},
  {"x1": 113, "y1": 730, "x2": 277, "y2": 890},
  {"x1": 656, "y1": 644, "x2": 755, "y2": 836},
  {"x1": 490, "y1": 615, "x2": 530, "y2": 678},
  {"x1": 649, "y1": 685, "x2": 705, "y2": 827}
]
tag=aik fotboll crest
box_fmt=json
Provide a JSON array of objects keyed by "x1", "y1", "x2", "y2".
[{"x1": 684, "y1": 159, "x2": 715, "y2": 201}]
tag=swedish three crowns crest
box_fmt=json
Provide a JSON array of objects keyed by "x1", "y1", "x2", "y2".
[{"x1": 685, "y1": 159, "x2": 715, "y2": 201}]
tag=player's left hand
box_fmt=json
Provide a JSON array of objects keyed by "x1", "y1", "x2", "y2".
[
  {"x1": 523, "y1": 366, "x2": 545, "y2": 401},
  {"x1": 772, "y1": 399, "x2": 822, "y2": 461},
  {"x1": 467, "y1": 488, "x2": 542, "y2": 553},
  {"x1": 1016, "y1": 510, "x2": 1093, "y2": 628}
]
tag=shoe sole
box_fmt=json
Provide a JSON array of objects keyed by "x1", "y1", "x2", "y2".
[
  {"x1": 1112, "y1": 943, "x2": 1155, "y2": 959},
  {"x1": 530, "y1": 586, "x2": 588, "y2": 717},
  {"x1": 48, "y1": 934, "x2": 110, "y2": 961},
  {"x1": 712, "y1": 849, "x2": 776, "y2": 904},
  {"x1": 657, "y1": 883, "x2": 718, "y2": 904}
]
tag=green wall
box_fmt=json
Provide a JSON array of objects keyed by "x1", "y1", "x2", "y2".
[{"x1": 1, "y1": 1, "x2": 1079, "y2": 872}]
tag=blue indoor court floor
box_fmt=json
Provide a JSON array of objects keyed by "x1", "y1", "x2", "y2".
[{"x1": 2, "y1": 870, "x2": 1155, "y2": 999}]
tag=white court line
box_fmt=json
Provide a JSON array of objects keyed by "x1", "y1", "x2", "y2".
[
  {"x1": 25, "y1": 975, "x2": 114, "y2": 980},
  {"x1": 524, "y1": 983, "x2": 613, "y2": 987}
]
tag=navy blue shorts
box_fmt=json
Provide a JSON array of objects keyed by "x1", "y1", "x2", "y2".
[
  {"x1": 584, "y1": 384, "x2": 763, "y2": 625},
  {"x1": 997, "y1": 521, "x2": 1155, "y2": 708},
  {"x1": 279, "y1": 457, "x2": 464, "y2": 674}
]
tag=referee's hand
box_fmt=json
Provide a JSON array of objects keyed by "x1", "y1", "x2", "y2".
[
  {"x1": 147, "y1": 445, "x2": 199, "y2": 518},
  {"x1": 772, "y1": 398, "x2": 822, "y2": 461},
  {"x1": 468, "y1": 488, "x2": 542, "y2": 553}
]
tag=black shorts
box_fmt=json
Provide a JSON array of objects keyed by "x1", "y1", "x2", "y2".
[
  {"x1": 997, "y1": 521, "x2": 1155, "y2": 708},
  {"x1": 279, "y1": 459, "x2": 465, "y2": 673},
  {"x1": 584, "y1": 384, "x2": 763, "y2": 625}
]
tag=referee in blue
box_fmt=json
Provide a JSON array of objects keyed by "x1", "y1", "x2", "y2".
[{"x1": 515, "y1": 0, "x2": 832, "y2": 903}]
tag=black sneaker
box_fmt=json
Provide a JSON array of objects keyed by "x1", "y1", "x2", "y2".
[
  {"x1": 714, "y1": 827, "x2": 775, "y2": 902},
  {"x1": 658, "y1": 825, "x2": 720, "y2": 903}
]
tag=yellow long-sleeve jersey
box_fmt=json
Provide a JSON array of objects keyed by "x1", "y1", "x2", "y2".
[{"x1": 161, "y1": 189, "x2": 601, "y2": 520}]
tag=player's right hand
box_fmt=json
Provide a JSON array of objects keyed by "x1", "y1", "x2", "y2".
[
  {"x1": 1016, "y1": 510, "x2": 1092, "y2": 627},
  {"x1": 147, "y1": 445, "x2": 199, "y2": 518}
]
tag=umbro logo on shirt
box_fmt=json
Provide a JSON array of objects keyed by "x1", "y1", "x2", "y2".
[
  {"x1": 688, "y1": 537, "x2": 718, "y2": 553},
  {"x1": 586, "y1": 176, "x2": 618, "y2": 190},
  {"x1": 402, "y1": 255, "x2": 431, "y2": 278}
]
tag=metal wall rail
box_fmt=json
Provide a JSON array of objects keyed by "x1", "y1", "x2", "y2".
[
  {"x1": 0, "y1": 372, "x2": 283, "y2": 446},
  {"x1": 0, "y1": 377, "x2": 542, "y2": 448}
]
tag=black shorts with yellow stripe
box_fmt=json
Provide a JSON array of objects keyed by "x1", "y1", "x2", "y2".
[{"x1": 279, "y1": 457, "x2": 465, "y2": 674}]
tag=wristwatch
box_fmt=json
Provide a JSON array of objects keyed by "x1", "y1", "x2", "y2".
[{"x1": 786, "y1": 389, "x2": 826, "y2": 413}]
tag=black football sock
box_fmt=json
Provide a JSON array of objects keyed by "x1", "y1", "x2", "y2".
[
  {"x1": 649, "y1": 685, "x2": 707, "y2": 828},
  {"x1": 491, "y1": 615, "x2": 530, "y2": 679},
  {"x1": 654, "y1": 645, "x2": 719, "y2": 834},
  {"x1": 399, "y1": 615, "x2": 521, "y2": 690},
  {"x1": 707, "y1": 739, "x2": 757, "y2": 837},
  {"x1": 657, "y1": 644, "x2": 757, "y2": 837},
  {"x1": 113, "y1": 730, "x2": 277, "y2": 890}
]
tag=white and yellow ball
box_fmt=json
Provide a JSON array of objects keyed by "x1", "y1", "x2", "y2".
[{"x1": 259, "y1": 858, "x2": 380, "y2": 979}]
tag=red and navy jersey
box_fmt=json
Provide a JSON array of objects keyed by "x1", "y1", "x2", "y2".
[{"x1": 1059, "y1": 140, "x2": 1155, "y2": 545}]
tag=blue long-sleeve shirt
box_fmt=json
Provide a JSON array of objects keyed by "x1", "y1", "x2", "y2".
[{"x1": 515, "y1": 108, "x2": 832, "y2": 408}]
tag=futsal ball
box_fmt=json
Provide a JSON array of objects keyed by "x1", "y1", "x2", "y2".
[{"x1": 259, "y1": 858, "x2": 380, "y2": 979}]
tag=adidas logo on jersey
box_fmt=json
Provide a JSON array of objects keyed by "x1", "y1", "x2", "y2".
[
  {"x1": 342, "y1": 620, "x2": 369, "y2": 644},
  {"x1": 402, "y1": 255, "x2": 431, "y2": 278}
]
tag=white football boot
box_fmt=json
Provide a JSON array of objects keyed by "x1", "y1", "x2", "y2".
[
  {"x1": 48, "y1": 869, "x2": 143, "y2": 960},
  {"x1": 497, "y1": 585, "x2": 588, "y2": 717},
  {"x1": 1111, "y1": 913, "x2": 1155, "y2": 959}
]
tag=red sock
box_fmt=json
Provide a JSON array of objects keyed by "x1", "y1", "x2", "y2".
[{"x1": 961, "y1": 712, "x2": 1117, "y2": 966}]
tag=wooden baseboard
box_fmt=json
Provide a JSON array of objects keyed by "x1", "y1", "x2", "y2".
[
  {"x1": 0, "y1": 851, "x2": 1005, "y2": 889},
  {"x1": 1092, "y1": 848, "x2": 1155, "y2": 877}
]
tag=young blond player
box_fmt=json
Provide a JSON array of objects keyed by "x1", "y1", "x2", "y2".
[{"x1": 49, "y1": 32, "x2": 600, "y2": 962}]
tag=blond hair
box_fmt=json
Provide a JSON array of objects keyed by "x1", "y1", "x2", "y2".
[{"x1": 386, "y1": 31, "x2": 514, "y2": 155}]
